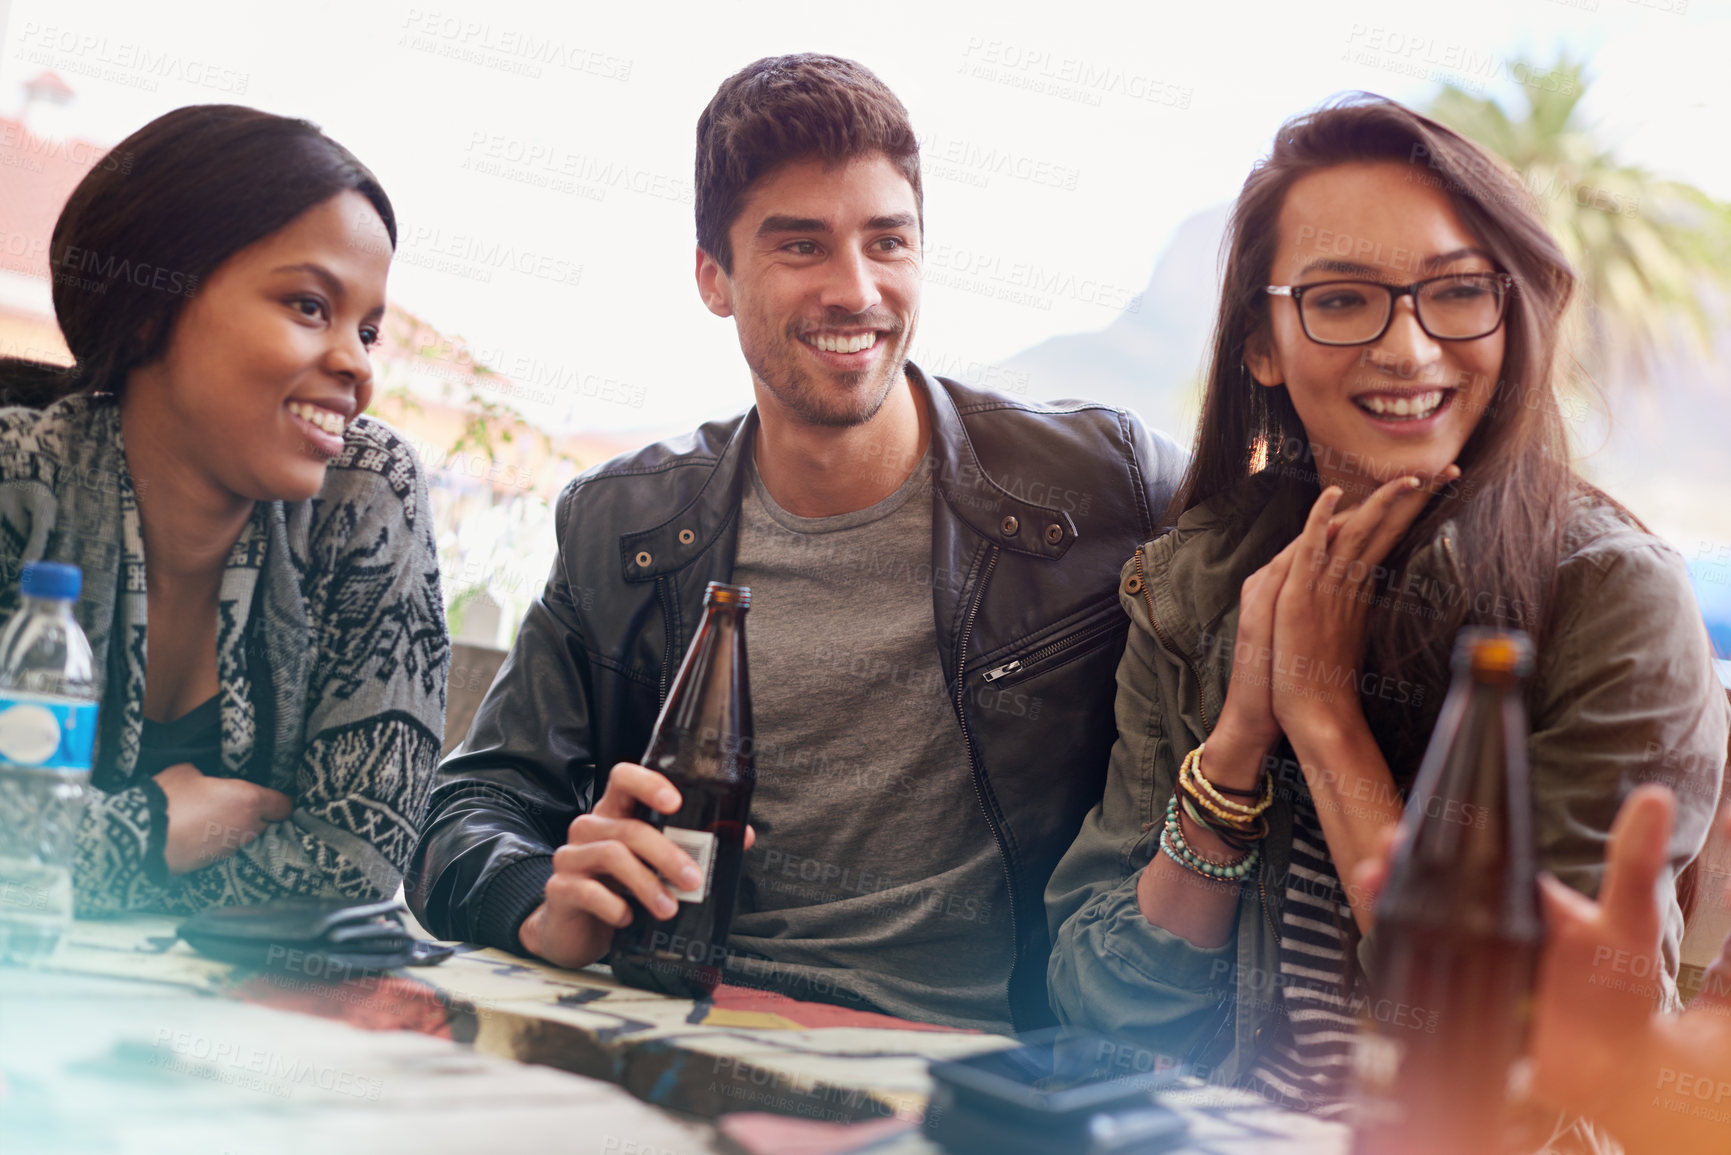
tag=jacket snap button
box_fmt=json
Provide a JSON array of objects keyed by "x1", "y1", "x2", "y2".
[
  {"x1": 1125, "y1": 575, "x2": 1143, "y2": 595},
  {"x1": 1000, "y1": 515, "x2": 1019, "y2": 536},
  {"x1": 1045, "y1": 523, "x2": 1063, "y2": 545},
  {"x1": 677, "y1": 528, "x2": 695, "y2": 545},
  {"x1": 634, "y1": 550, "x2": 652, "y2": 568}
]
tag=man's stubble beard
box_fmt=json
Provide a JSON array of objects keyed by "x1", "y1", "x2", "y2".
[{"x1": 748, "y1": 326, "x2": 912, "y2": 429}]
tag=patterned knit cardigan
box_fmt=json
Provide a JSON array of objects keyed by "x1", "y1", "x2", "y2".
[{"x1": 0, "y1": 394, "x2": 449, "y2": 915}]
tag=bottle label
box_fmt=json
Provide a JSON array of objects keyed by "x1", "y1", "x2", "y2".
[
  {"x1": 662, "y1": 826, "x2": 716, "y2": 904},
  {"x1": 0, "y1": 693, "x2": 98, "y2": 771}
]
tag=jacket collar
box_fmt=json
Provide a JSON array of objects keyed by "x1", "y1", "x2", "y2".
[
  {"x1": 915, "y1": 362, "x2": 1076, "y2": 560},
  {"x1": 620, "y1": 362, "x2": 1075, "y2": 580},
  {"x1": 619, "y1": 408, "x2": 756, "y2": 581}
]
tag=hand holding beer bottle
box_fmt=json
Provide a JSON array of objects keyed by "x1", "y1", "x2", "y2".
[
  {"x1": 520, "y1": 584, "x2": 756, "y2": 976},
  {"x1": 1356, "y1": 787, "x2": 1731, "y2": 1155},
  {"x1": 520, "y1": 765, "x2": 755, "y2": 969},
  {"x1": 610, "y1": 583, "x2": 754, "y2": 996}
]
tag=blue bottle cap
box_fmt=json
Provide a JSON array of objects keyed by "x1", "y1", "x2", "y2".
[{"x1": 20, "y1": 561, "x2": 82, "y2": 601}]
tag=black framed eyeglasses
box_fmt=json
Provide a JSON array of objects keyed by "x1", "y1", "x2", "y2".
[{"x1": 1265, "y1": 272, "x2": 1514, "y2": 346}]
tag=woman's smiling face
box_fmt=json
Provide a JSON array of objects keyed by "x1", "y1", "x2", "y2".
[
  {"x1": 124, "y1": 190, "x2": 392, "y2": 505},
  {"x1": 1248, "y1": 161, "x2": 1505, "y2": 505}
]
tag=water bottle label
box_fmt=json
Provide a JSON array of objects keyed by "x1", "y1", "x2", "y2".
[
  {"x1": 662, "y1": 827, "x2": 716, "y2": 904},
  {"x1": 0, "y1": 694, "x2": 97, "y2": 771}
]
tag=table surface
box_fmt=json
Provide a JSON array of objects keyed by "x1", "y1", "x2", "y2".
[{"x1": 0, "y1": 914, "x2": 1349, "y2": 1155}]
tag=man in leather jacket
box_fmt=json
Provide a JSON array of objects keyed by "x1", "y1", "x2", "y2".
[{"x1": 408, "y1": 52, "x2": 1185, "y2": 1034}]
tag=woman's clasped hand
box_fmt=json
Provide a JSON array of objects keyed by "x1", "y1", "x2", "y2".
[{"x1": 1222, "y1": 467, "x2": 1461, "y2": 757}]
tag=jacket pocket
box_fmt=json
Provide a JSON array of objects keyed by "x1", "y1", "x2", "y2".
[{"x1": 977, "y1": 601, "x2": 1126, "y2": 688}]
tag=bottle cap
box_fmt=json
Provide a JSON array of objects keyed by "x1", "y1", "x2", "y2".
[
  {"x1": 704, "y1": 582, "x2": 750, "y2": 608},
  {"x1": 20, "y1": 561, "x2": 81, "y2": 602},
  {"x1": 1451, "y1": 627, "x2": 1533, "y2": 681}
]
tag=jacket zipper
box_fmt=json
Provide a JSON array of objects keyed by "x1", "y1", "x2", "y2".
[
  {"x1": 1132, "y1": 548, "x2": 1280, "y2": 945},
  {"x1": 1257, "y1": 869, "x2": 1280, "y2": 945},
  {"x1": 954, "y1": 546, "x2": 1021, "y2": 1026},
  {"x1": 979, "y1": 614, "x2": 1120, "y2": 684}
]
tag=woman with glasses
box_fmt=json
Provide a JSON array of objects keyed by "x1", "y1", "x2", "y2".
[
  {"x1": 1045, "y1": 95, "x2": 1727, "y2": 1134},
  {"x1": 0, "y1": 105, "x2": 448, "y2": 914}
]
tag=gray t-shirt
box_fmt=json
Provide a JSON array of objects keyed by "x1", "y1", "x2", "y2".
[{"x1": 724, "y1": 454, "x2": 1015, "y2": 1033}]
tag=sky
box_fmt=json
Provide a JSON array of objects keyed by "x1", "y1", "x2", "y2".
[{"x1": 1, "y1": 0, "x2": 1727, "y2": 435}]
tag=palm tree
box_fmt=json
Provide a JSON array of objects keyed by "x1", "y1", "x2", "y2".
[{"x1": 1425, "y1": 57, "x2": 1731, "y2": 390}]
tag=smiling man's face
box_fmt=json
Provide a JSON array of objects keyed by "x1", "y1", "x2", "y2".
[{"x1": 698, "y1": 152, "x2": 921, "y2": 428}]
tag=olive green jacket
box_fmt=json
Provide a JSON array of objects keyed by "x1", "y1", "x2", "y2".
[{"x1": 1046, "y1": 468, "x2": 1728, "y2": 1085}]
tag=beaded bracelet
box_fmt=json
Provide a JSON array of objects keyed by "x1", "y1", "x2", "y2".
[
  {"x1": 1179, "y1": 790, "x2": 1270, "y2": 839},
  {"x1": 1182, "y1": 743, "x2": 1272, "y2": 817},
  {"x1": 1178, "y1": 743, "x2": 1273, "y2": 822},
  {"x1": 1179, "y1": 793, "x2": 1268, "y2": 853},
  {"x1": 1162, "y1": 809, "x2": 1260, "y2": 883},
  {"x1": 1178, "y1": 783, "x2": 1264, "y2": 841},
  {"x1": 1160, "y1": 793, "x2": 1261, "y2": 883}
]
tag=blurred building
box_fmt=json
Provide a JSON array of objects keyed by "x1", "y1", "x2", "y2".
[{"x1": 0, "y1": 71, "x2": 89, "y2": 366}]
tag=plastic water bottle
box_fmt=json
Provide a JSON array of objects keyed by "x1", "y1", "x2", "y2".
[{"x1": 0, "y1": 561, "x2": 97, "y2": 963}]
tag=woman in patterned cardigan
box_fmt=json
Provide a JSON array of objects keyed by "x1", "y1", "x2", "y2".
[{"x1": 0, "y1": 105, "x2": 448, "y2": 914}]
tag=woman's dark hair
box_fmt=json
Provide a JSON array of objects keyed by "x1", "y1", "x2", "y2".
[
  {"x1": 1174, "y1": 94, "x2": 1595, "y2": 780},
  {"x1": 0, "y1": 104, "x2": 394, "y2": 405}
]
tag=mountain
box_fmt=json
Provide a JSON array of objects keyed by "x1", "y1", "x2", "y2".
[{"x1": 1003, "y1": 204, "x2": 1228, "y2": 441}]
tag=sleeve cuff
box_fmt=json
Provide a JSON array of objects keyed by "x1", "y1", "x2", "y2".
[
  {"x1": 1060, "y1": 868, "x2": 1239, "y2": 994},
  {"x1": 140, "y1": 776, "x2": 172, "y2": 887},
  {"x1": 1088, "y1": 873, "x2": 1240, "y2": 991},
  {"x1": 474, "y1": 854, "x2": 555, "y2": 956}
]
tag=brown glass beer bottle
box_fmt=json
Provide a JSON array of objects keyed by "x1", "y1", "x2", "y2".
[
  {"x1": 609, "y1": 582, "x2": 754, "y2": 998},
  {"x1": 1350, "y1": 628, "x2": 1542, "y2": 1155}
]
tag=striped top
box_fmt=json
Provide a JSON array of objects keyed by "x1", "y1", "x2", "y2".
[{"x1": 1245, "y1": 783, "x2": 1361, "y2": 1118}]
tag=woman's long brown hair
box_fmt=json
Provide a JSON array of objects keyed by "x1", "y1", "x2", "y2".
[{"x1": 1173, "y1": 94, "x2": 1588, "y2": 778}]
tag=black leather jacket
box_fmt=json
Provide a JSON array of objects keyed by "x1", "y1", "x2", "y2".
[{"x1": 408, "y1": 366, "x2": 1185, "y2": 1030}]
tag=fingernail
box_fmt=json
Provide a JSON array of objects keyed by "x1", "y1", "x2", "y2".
[
  {"x1": 658, "y1": 895, "x2": 678, "y2": 916},
  {"x1": 659, "y1": 790, "x2": 680, "y2": 809},
  {"x1": 680, "y1": 866, "x2": 702, "y2": 888},
  {"x1": 1406, "y1": 476, "x2": 1422, "y2": 489}
]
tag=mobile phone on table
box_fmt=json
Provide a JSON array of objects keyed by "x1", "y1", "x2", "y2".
[{"x1": 924, "y1": 1028, "x2": 1188, "y2": 1155}]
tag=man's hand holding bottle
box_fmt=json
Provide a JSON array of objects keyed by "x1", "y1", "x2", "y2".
[{"x1": 519, "y1": 762, "x2": 756, "y2": 970}]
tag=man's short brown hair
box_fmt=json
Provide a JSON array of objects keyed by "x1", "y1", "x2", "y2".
[{"x1": 695, "y1": 54, "x2": 922, "y2": 273}]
